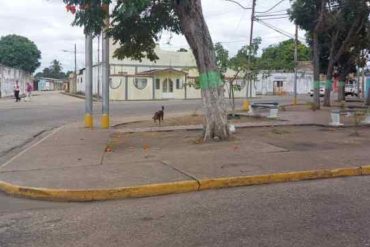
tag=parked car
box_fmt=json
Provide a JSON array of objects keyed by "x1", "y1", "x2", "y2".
[
  {"x1": 309, "y1": 87, "x2": 325, "y2": 97},
  {"x1": 345, "y1": 80, "x2": 360, "y2": 97}
]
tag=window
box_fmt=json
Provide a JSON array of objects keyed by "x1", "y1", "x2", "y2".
[
  {"x1": 176, "y1": 79, "x2": 183, "y2": 89},
  {"x1": 163, "y1": 79, "x2": 174, "y2": 93},
  {"x1": 163, "y1": 80, "x2": 168, "y2": 92},
  {"x1": 155, "y1": 79, "x2": 160, "y2": 90},
  {"x1": 276, "y1": 81, "x2": 283, "y2": 87},
  {"x1": 169, "y1": 79, "x2": 174, "y2": 92},
  {"x1": 134, "y1": 78, "x2": 148, "y2": 90}
]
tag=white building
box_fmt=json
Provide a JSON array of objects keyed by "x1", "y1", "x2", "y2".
[
  {"x1": 76, "y1": 43, "x2": 313, "y2": 101},
  {"x1": 256, "y1": 71, "x2": 313, "y2": 96},
  {"x1": 0, "y1": 64, "x2": 32, "y2": 98}
]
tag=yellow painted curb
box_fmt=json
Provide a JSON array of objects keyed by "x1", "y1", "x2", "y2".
[
  {"x1": 0, "y1": 180, "x2": 199, "y2": 202},
  {"x1": 361, "y1": 165, "x2": 370, "y2": 175},
  {"x1": 198, "y1": 167, "x2": 363, "y2": 190},
  {"x1": 0, "y1": 166, "x2": 369, "y2": 202}
]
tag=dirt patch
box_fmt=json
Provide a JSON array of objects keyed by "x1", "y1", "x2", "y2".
[
  {"x1": 103, "y1": 126, "x2": 370, "y2": 178},
  {"x1": 114, "y1": 114, "x2": 277, "y2": 129}
]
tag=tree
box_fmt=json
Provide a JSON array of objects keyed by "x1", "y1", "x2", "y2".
[
  {"x1": 48, "y1": 59, "x2": 64, "y2": 78},
  {"x1": 290, "y1": 0, "x2": 370, "y2": 106},
  {"x1": 290, "y1": 0, "x2": 328, "y2": 109},
  {"x1": 229, "y1": 38, "x2": 262, "y2": 113},
  {"x1": 322, "y1": 0, "x2": 369, "y2": 105},
  {"x1": 214, "y1": 42, "x2": 229, "y2": 76},
  {"x1": 230, "y1": 38, "x2": 262, "y2": 85},
  {"x1": 215, "y1": 42, "x2": 239, "y2": 116},
  {"x1": 0, "y1": 34, "x2": 41, "y2": 73},
  {"x1": 64, "y1": 0, "x2": 230, "y2": 141},
  {"x1": 260, "y1": 39, "x2": 311, "y2": 71},
  {"x1": 35, "y1": 60, "x2": 68, "y2": 79}
]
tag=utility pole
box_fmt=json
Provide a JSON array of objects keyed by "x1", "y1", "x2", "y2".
[
  {"x1": 74, "y1": 43, "x2": 77, "y2": 94},
  {"x1": 84, "y1": 34, "x2": 93, "y2": 128},
  {"x1": 101, "y1": 3, "x2": 110, "y2": 129},
  {"x1": 249, "y1": 0, "x2": 257, "y2": 48},
  {"x1": 225, "y1": 0, "x2": 254, "y2": 99},
  {"x1": 97, "y1": 35, "x2": 100, "y2": 100},
  {"x1": 294, "y1": 25, "x2": 298, "y2": 105},
  {"x1": 247, "y1": 0, "x2": 256, "y2": 98}
]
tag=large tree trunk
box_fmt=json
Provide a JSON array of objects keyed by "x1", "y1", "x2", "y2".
[
  {"x1": 366, "y1": 87, "x2": 370, "y2": 106},
  {"x1": 311, "y1": 0, "x2": 328, "y2": 109},
  {"x1": 324, "y1": 45, "x2": 338, "y2": 107},
  {"x1": 313, "y1": 31, "x2": 321, "y2": 109},
  {"x1": 338, "y1": 81, "x2": 345, "y2": 102},
  {"x1": 338, "y1": 73, "x2": 346, "y2": 102},
  {"x1": 323, "y1": 77, "x2": 332, "y2": 107},
  {"x1": 174, "y1": 0, "x2": 229, "y2": 142}
]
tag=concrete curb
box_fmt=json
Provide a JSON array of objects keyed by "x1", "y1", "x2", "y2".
[
  {"x1": 0, "y1": 165, "x2": 369, "y2": 202},
  {"x1": 115, "y1": 123, "x2": 370, "y2": 134},
  {"x1": 61, "y1": 92, "x2": 99, "y2": 102}
]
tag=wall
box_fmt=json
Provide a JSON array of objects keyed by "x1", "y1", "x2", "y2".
[
  {"x1": 110, "y1": 76, "x2": 126, "y2": 100},
  {"x1": 0, "y1": 65, "x2": 32, "y2": 98},
  {"x1": 255, "y1": 71, "x2": 313, "y2": 95},
  {"x1": 127, "y1": 77, "x2": 153, "y2": 100},
  {"x1": 78, "y1": 43, "x2": 314, "y2": 100}
]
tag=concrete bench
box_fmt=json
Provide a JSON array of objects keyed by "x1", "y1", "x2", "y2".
[{"x1": 249, "y1": 102, "x2": 279, "y2": 119}]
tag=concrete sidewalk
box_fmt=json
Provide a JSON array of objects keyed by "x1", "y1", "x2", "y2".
[{"x1": 0, "y1": 109, "x2": 369, "y2": 201}]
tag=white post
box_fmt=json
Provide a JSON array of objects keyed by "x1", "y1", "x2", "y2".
[
  {"x1": 84, "y1": 34, "x2": 93, "y2": 128},
  {"x1": 101, "y1": 3, "x2": 110, "y2": 129},
  {"x1": 329, "y1": 110, "x2": 343, "y2": 126}
]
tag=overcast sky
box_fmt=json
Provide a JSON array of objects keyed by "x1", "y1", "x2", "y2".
[{"x1": 0, "y1": 0, "x2": 304, "y2": 73}]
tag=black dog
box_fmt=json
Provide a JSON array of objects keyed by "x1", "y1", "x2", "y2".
[{"x1": 153, "y1": 106, "x2": 164, "y2": 125}]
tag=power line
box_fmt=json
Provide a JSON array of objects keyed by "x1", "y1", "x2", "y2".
[
  {"x1": 218, "y1": 40, "x2": 250, "y2": 44},
  {"x1": 256, "y1": 0, "x2": 287, "y2": 13},
  {"x1": 257, "y1": 16, "x2": 289, "y2": 20},
  {"x1": 256, "y1": 13, "x2": 289, "y2": 17},
  {"x1": 224, "y1": 0, "x2": 252, "y2": 9},
  {"x1": 256, "y1": 18, "x2": 306, "y2": 42},
  {"x1": 260, "y1": 9, "x2": 288, "y2": 14}
]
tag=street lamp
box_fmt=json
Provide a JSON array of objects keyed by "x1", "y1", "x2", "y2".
[{"x1": 62, "y1": 44, "x2": 77, "y2": 93}]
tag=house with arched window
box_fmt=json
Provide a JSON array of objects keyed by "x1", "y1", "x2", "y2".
[{"x1": 75, "y1": 44, "x2": 256, "y2": 100}]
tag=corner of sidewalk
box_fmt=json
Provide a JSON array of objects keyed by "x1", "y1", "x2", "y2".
[{"x1": 0, "y1": 113, "x2": 369, "y2": 202}]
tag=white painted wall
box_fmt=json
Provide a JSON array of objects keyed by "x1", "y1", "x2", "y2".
[
  {"x1": 76, "y1": 43, "x2": 312, "y2": 100},
  {"x1": 0, "y1": 65, "x2": 32, "y2": 98},
  {"x1": 255, "y1": 71, "x2": 313, "y2": 95}
]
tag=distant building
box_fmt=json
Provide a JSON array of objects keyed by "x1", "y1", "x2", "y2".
[
  {"x1": 76, "y1": 43, "x2": 313, "y2": 100},
  {"x1": 0, "y1": 64, "x2": 33, "y2": 98},
  {"x1": 36, "y1": 77, "x2": 65, "y2": 91}
]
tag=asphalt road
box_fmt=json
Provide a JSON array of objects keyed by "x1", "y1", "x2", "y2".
[{"x1": 1, "y1": 176, "x2": 370, "y2": 247}]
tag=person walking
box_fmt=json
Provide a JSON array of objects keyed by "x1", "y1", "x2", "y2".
[
  {"x1": 14, "y1": 80, "x2": 21, "y2": 102},
  {"x1": 25, "y1": 82, "x2": 33, "y2": 102}
]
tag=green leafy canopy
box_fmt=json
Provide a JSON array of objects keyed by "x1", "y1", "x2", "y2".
[
  {"x1": 63, "y1": 0, "x2": 181, "y2": 61},
  {"x1": 0, "y1": 34, "x2": 41, "y2": 73},
  {"x1": 260, "y1": 39, "x2": 311, "y2": 71}
]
